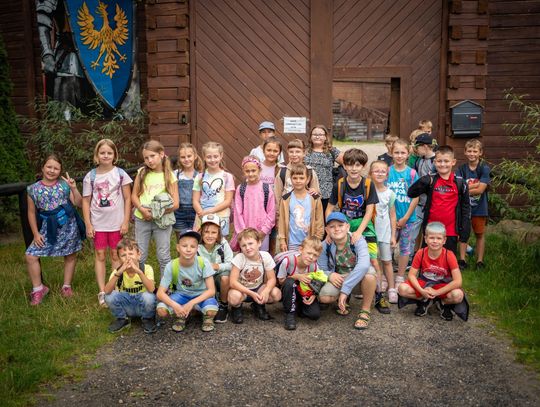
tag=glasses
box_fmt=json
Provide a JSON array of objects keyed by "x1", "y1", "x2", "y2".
[{"x1": 311, "y1": 133, "x2": 326, "y2": 138}]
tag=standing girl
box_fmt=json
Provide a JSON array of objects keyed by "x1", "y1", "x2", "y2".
[
  {"x1": 304, "y1": 124, "x2": 343, "y2": 216},
  {"x1": 192, "y1": 141, "x2": 235, "y2": 236},
  {"x1": 259, "y1": 136, "x2": 282, "y2": 187},
  {"x1": 26, "y1": 155, "x2": 85, "y2": 305},
  {"x1": 387, "y1": 139, "x2": 420, "y2": 289},
  {"x1": 82, "y1": 139, "x2": 133, "y2": 307},
  {"x1": 173, "y1": 142, "x2": 203, "y2": 240},
  {"x1": 232, "y1": 155, "x2": 276, "y2": 251},
  {"x1": 132, "y1": 140, "x2": 179, "y2": 273}
]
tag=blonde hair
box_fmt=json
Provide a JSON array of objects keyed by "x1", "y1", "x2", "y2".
[
  {"x1": 425, "y1": 221, "x2": 446, "y2": 237},
  {"x1": 116, "y1": 238, "x2": 140, "y2": 252},
  {"x1": 409, "y1": 129, "x2": 424, "y2": 143},
  {"x1": 287, "y1": 138, "x2": 305, "y2": 151},
  {"x1": 93, "y1": 139, "x2": 119, "y2": 165},
  {"x1": 137, "y1": 140, "x2": 174, "y2": 197},
  {"x1": 307, "y1": 124, "x2": 332, "y2": 154},
  {"x1": 369, "y1": 160, "x2": 389, "y2": 173},
  {"x1": 201, "y1": 141, "x2": 226, "y2": 170},
  {"x1": 384, "y1": 134, "x2": 399, "y2": 144},
  {"x1": 391, "y1": 139, "x2": 410, "y2": 154},
  {"x1": 300, "y1": 236, "x2": 323, "y2": 254},
  {"x1": 290, "y1": 163, "x2": 308, "y2": 177},
  {"x1": 419, "y1": 120, "x2": 433, "y2": 131},
  {"x1": 177, "y1": 142, "x2": 203, "y2": 172},
  {"x1": 201, "y1": 222, "x2": 223, "y2": 247},
  {"x1": 464, "y1": 138, "x2": 483, "y2": 151},
  {"x1": 237, "y1": 227, "x2": 262, "y2": 244}
]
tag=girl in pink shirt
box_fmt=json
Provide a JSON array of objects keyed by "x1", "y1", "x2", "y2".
[{"x1": 232, "y1": 156, "x2": 276, "y2": 251}]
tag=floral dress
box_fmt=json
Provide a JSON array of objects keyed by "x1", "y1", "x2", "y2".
[
  {"x1": 25, "y1": 180, "x2": 82, "y2": 257},
  {"x1": 304, "y1": 147, "x2": 340, "y2": 200}
]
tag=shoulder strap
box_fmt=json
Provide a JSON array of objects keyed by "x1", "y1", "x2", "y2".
[
  {"x1": 307, "y1": 167, "x2": 313, "y2": 186},
  {"x1": 198, "y1": 256, "x2": 204, "y2": 271},
  {"x1": 171, "y1": 258, "x2": 180, "y2": 290},
  {"x1": 337, "y1": 177, "x2": 345, "y2": 209},
  {"x1": 217, "y1": 244, "x2": 225, "y2": 263},
  {"x1": 116, "y1": 271, "x2": 123, "y2": 290},
  {"x1": 117, "y1": 167, "x2": 124, "y2": 184},
  {"x1": 90, "y1": 168, "x2": 97, "y2": 191},
  {"x1": 279, "y1": 167, "x2": 287, "y2": 187}
]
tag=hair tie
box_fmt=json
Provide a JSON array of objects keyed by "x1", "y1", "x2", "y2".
[{"x1": 241, "y1": 156, "x2": 261, "y2": 169}]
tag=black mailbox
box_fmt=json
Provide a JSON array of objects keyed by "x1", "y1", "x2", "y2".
[{"x1": 450, "y1": 100, "x2": 483, "y2": 137}]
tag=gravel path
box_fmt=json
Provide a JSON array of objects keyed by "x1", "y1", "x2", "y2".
[{"x1": 39, "y1": 299, "x2": 540, "y2": 406}]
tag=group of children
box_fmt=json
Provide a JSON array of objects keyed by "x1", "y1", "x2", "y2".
[{"x1": 24, "y1": 119, "x2": 490, "y2": 333}]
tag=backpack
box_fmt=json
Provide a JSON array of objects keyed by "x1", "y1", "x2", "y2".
[
  {"x1": 337, "y1": 177, "x2": 377, "y2": 223},
  {"x1": 279, "y1": 166, "x2": 313, "y2": 195},
  {"x1": 198, "y1": 244, "x2": 225, "y2": 264},
  {"x1": 169, "y1": 256, "x2": 206, "y2": 292},
  {"x1": 239, "y1": 181, "x2": 270, "y2": 211}
]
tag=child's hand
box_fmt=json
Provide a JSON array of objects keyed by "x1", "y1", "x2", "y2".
[
  {"x1": 303, "y1": 295, "x2": 315, "y2": 305},
  {"x1": 259, "y1": 290, "x2": 269, "y2": 304},
  {"x1": 120, "y1": 221, "x2": 129, "y2": 236},
  {"x1": 337, "y1": 293, "x2": 348, "y2": 312},
  {"x1": 397, "y1": 218, "x2": 407, "y2": 229},
  {"x1": 139, "y1": 207, "x2": 152, "y2": 221},
  {"x1": 181, "y1": 302, "x2": 194, "y2": 317},
  {"x1": 390, "y1": 237, "x2": 397, "y2": 248},
  {"x1": 307, "y1": 188, "x2": 318, "y2": 196},
  {"x1": 325, "y1": 234, "x2": 332, "y2": 244},
  {"x1": 61, "y1": 172, "x2": 76, "y2": 189},
  {"x1": 33, "y1": 233, "x2": 45, "y2": 248},
  {"x1": 297, "y1": 274, "x2": 312, "y2": 285},
  {"x1": 212, "y1": 263, "x2": 220, "y2": 271},
  {"x1": 351, "y1": 230, "x2": 362, "y2": 244},
  {"x1": 86, "y1": 224, "x2": 95, "y2": 239},
  {"x1": 251, "y1": 291, "x2": 263, "y2": 304},
  {"x1": 172, "y1": 303, "x2": 184, "y2": 317},
  {"x1": 280, "y1": 242, "x2": 288, "y2": 252},
  {"x1": 329, "y1": 272, "x2": 344, "y2": 289},
  {"x1": 421, "y1": 288, "x2": 435, "y2": 299}
]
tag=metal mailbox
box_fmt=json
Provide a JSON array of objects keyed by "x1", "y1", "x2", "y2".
[{"x1": 450, "y1": 100, "x2": 483, "y2": 137}]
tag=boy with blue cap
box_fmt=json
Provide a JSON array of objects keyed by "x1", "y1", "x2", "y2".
[{"x1": 250, "y1": 121, "x2": 285, "y2": 164}]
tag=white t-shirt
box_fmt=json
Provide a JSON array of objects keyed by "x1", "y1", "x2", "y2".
[
  {"x1": 232, "y1": 251, "x2": 275, "y2": 290},
  {"x1": 193, "y1": 170, "x2": 235, "y2": 218},
  {"x1": 374, "y1": 188, "x2": 396, "y2": 244}
]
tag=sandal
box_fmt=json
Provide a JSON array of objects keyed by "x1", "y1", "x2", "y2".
[
  {"x1": 336, "y1": 304, "x2": 351, "y2": 316},
  {"x1": 354, "y1": 309, "x2": 371, "y2": 330},
  {"x1": 172, "y1": 317, "x2": 186, "y2": 332},
  {"x1": 201, "y1": 315, "x2": 215, "y2": 332}
]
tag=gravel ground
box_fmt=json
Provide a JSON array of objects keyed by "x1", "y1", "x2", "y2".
[{"x1": 39, "y1": 299, "x2": 540, "y2": 406}]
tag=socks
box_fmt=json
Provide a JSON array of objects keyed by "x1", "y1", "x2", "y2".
[
  {"x1": 62, "y1": 284, "x2": 71, "y2": 289},
  {"x1": 32, "y1": 284, "x2": 44, "y2": 292}
]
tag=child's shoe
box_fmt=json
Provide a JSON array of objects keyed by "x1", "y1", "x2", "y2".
[
  {"x1": 458, "y1": 259, "x2": 468, "y2": 270},
  {"x1": 476, "y1": 261, "x2": 485, "y2": 270},
  {"x1": 251, "y1": 303, "x2": 271, "y2": 320},
  {"x1": 142, "y1": 318, "x2": 157, "y2": 334},
  {"x1": 98, "y1": 292, "x2": 108, "y2": 308},
  {"x1": 108, "y1": 318, "x2": 130, "y2": 333},
  {"x1": 231, "y1": 306, "x2": 244, "y2": 324},
  {"x1": 388, "y1": 288, "x2": 398, "y2": 304},
  {"x1": 172, "y1": 317, "x2": 187, "y2": 332},
  {"x1": 30, "y1": 285, "x2": 49, "y2": 306},
  {"x1": 61, "y1": 286, "x2": 73, "y2": 298},
  {"x1": 374, "y1": 293, "x2": 391, "y2": 314},
  {"x1": 284, "y1": 312, "x2": 296, "y2": 330},
  {"x1": 414, "y1": 299, "x2": 431, "y2": 317},
  {"x1": 440, "y1": 304, "x2": 454, "y2": 321},
  {"x1": 214, "y1": 303, "x2": 229, "y2": 323},
  {"x1": 202, "y1": 315, "x2": 215, "y2": 332}
]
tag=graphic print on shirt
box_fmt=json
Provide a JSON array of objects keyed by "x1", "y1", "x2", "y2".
[
  {"x1": 146, "y1": 180, "x2": 165, "y2": 197},
  {"x1": 343, "y1": 192, "x2": 364, "y2": 219},
  {"x1": 387, "y1": 177, "x2": 412, "y2": 205},
  {"x1": 422, "y1": 264, "x2": 448, "y2": 281},
  {"x1": 95, "y1": 180, "x2": 113, "y2": 207},
  {"x1": 465, "y1": 177, "x2": 480, "y2": 207},
  {"x1": 434, "y1": 184, "x2": 454, "y2": 195},
  {"x1": 293, "y1": 204, "x2": 309, "y2": 233},
  {"x1": 239, "y1": 266, "x2": 263, "y2": 287},
  {"x1": 202, "y1": 177, "x2": 224, "y2": 198}
]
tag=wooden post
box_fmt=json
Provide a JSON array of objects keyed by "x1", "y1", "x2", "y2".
[{"x1": 390, "y1": 78, "x2": 400, "y2": 137}]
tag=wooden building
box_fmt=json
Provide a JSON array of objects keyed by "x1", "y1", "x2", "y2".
[{"x1": 1, "y1": 0, "x2": 539, "y2": 178}]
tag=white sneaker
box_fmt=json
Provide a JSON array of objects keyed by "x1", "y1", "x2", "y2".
[
  {"x1": 388, "y1": 288, "x2": 398, "y2": 304},
  {"x1": 98, "y1": 292, "x2": 108, "y2": 308}
]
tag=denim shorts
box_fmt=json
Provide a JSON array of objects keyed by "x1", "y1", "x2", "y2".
[{"x1": 157, "y1": 292, "x2": 218, "y2": 314}]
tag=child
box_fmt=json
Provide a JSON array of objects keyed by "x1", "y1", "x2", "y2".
[
  {"x1": 408, "y1": 146, "x2": 471, "y2": 255},
  {"x1": 104, "y1": 238, "x2": 156, "y2": 334},
  {"x1": 25, "y1": 155, "x2": 84, "y2": 305},
  {"x1": 277, "y1": 236, "x2": 325, "y2": 330},
  {"x1": 419, "y1": 119, "x2": 433, "y2": 134},
  {"x1": 278, "y1": 163, "x2": 324, "y2": 252},
  {"x1": 304, "y1": 124, "x2": 343, "y2": 215},
  {"x1": 198, "y1": 214, "x2": 233, "y2": 323},
  {"x1": 456, "y1": 139, "x2": 490, "y2": 269},
  {"x1": 82, "y1": 139, "x2": 133, "y2": 307},
  {"x1": 370, "y1": 161, "x2": 397, "y2": 308},
  {"x1": 398, "y1": 221, "x2": 464, "y2": 321},
  {"x1": 228, "y1": 228, "x2": 282, "y2": 323},
  {"x1": 132, "y1": 140, "x2": 179, "y2": 273},
  {"x1": 156, "y1": 230, "x2": 218, "y2": 332},
  {"x1": 192, "y1": 141, "x2": 235, "y2": 237},
  {"x1": 250, "y1": 121, "x2": 285, "y2": 164},
  {"x1": 387, "y1": 139, "x2": 420, "y2": 290},
  {"x1": 377, "y1": 133, "x2": 399, "y2": 167},
  {"x1": 260, "y1": 136, "x2": 282, "y2": 187},
  {"x1": 232, "y1": 155, "x2": 276, "y2": 251},
  {"x1": 408, "y1": 128, "x2": 424, "y2": 168},
  {"x1": 173, "y1": 142, "x2": 203, "y2": 239}
]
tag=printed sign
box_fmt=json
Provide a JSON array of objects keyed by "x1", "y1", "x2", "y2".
[{"x1": 283, "y1": 117, "x2": 307, "y2": 134}]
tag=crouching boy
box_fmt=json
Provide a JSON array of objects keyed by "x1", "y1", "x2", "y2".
[
  {"x1": 156, "y1": 230, "x2": 218, "y2": 332},
  {"x1": 318, "y1": 212, "x2": 377, "y2": 330},
  {"x1": 398, "y1": 222, "x2": 464, "y2": 321},
  {"x1": 104, "y1": 238, "x2": 157, "y2": 334}
]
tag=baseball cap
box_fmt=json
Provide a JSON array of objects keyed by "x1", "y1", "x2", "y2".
[
  {"x1": 326, "y1": 212, "x2": 348, "y2": 224},
  {"x1": 414, "y1": 133, "x2": 435, "y2": 146},
  {"x1": 258, "y1": 121, "x2": 276, "y2": 132},
  {"x1": 200, "y1": 214, "x2": 220, "y2": 228},
  {"x1": 178, "y1": 229, "x2": 201, "y2": 243}
]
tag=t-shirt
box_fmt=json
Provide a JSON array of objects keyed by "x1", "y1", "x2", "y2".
[
  {"x1": 193, "y1": 170, "x2": 235, "y2": 218},
  {"x1": 288, "y1": 192, "x2": 312, "y2": 248},
  {"x1": 160, "y1": 257, "x2": 215, "y2": 297},
  {"x1": 456, "y1": 162, "x2": 490, "y2": 217},
  {"x1": 108, "y1": 264, "x2": 154, "y2": 294},
  {"x1": 232, "y1": 251, "x2": 275, "y2": 290},
  {"x1": 82, "y1": 167, "x2": 133, "y2": 231},
  {"x1": 249, "y1": 145, "x2": 285, "y2": 165},
  {"x1": 428, "y1": 173, "x2": 458, "y2": 236},
  {"x1": 374, "y1": 188, "x2": 396, "y2": 244},
  {"x1": 387, "y1": 165, "x2": 418, "y2": 223},
  {"x1": 412, "y1": 247, "x2": 458, "y2": 283},
  {"x1": 377, "y1": 152, "x2": 393, "y2": 167},
  {"x1": 304, "y1": 147, "x2": 340, "y2": 199},
  {"x1": 276, "y1": 252, "x2": 318, "y2": 279},
  {"x1": 134, "y1": 169, "x2": 176, "y2": 219},
  {"x1": 329, "y1": 177, "x2": 379, "y2": 220},
  {"x1": 260, "y1": 163, "x2": 276, "y2": 186}
]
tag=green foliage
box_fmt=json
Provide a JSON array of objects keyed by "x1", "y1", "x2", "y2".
[
  {"x1": 20, "y1": 97, "x2": 146, "y2": 179},
  {"x1": 491, "y1": 92, "x2": 540, "y2": 224},
  {"x1": 463, "y1": 233, "x2": 540, "y2": 371}
]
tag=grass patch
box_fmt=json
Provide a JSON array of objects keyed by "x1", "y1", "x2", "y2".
[
  {"x1": 0, "y1": 240, "x2": 114, "y2": 407},
  {"x1": 462, "y1": 233, "x2": 540, "y2": 371}
]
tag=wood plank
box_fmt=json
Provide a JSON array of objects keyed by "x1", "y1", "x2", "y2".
[
  {"x1": 490, "y1": 1, "x2": 540, "y2": 14},
  {"x1": 488, "y1": 63, "x2": 540, "y2": 74},
  {"x1": 490, "y1": 13, "x2": 540, "y2": 28},
  {"x1": 488, "y1": 52, "x2": 540, "y2": 64},
  {"x1": 489, "y1": 26, "x2": 540, "y2": 40}
]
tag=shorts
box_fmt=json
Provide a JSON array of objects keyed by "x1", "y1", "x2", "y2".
[
  {"x1": 240, "y1": 284, "x2": 265, "y2": 302},
  {"x1": 173, "y1": 208, "x2": 196, "y2": 233},
  {"x1": 398, "y1": 220, "x2": 422, "y2": 257},
  {"x1": 367, "y1": 242, "x2": 378, "y2": 260},
  {"x1": 377, "y1": 242, "x2": 392, "y2": 262},
  {"x1": 403, "y1": 279, "x2": 462, "y2": 299},
  {"x1": 471, "y1": 216, "x2": 487, "y2": 234},
  {"x1": 157, "y1": 292, "x2": 218, "y2": 314},
  {"x1": 319, "y1": 268, "x2": 376, "y2": 298},
  {"x1": 94, "y1": 231, "x2": 122, "y2": 250}
]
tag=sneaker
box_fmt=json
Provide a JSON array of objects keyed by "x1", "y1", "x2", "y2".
[
  {"x1": 284, "y1": 312, "x2": 296, "y2": 330},
  {"x1": 98, "y1": 292, "x2": 108, "y2": 308},
  {"x1": 440, "y1": 304, "x2": 454, "y2": 321},
  {"x1": 414, "y1": 299, "x2": 431, "y2": 317},
  {"x1": 458, "y1": 259, "x2": 468, "y2": 270},
  {"x1": 388, "y1": 288, "x2": 398, "y2": 304},
  {"x1": 375, "y1": 294, "x2": 391, "y2": 314},
  {"x1": 214, "y1": 304, "x2": 229, "y2": 323},
  {"x1": 108, "y1": 318, "x2": 130, "y2": 333},
  {"x1": 141, "y1": 318, "x2": 157, "y2": 334},
  {"x1": 30, "y1": 285, "x2": 49, "y2": 306},
  {"x1": 61, "y1": 286, "x2": 73, "y2": 298},
  {"x1": 251, "y1": 303, "x2": 271, "y2": 321},
  {"x1": 476, "y1": 261, "x2": 485, "y2": 270},
  {"x1": 230, "y1": 306, "x2": 244, "y2": 324}
]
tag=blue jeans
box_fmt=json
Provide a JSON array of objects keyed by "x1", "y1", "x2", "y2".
[
  {"x1": 157, "y1": 292, "x2": 218, "y2": 315},
  {"x1": 105, "y1": 291, "x2": 156, "y2": 319}
]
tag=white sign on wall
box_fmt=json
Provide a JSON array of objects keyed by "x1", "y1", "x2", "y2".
[{"x1": 283, "y1": 117, "x2": 307, "y2": 134}]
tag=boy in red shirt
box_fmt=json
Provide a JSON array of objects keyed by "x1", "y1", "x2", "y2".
[
  {"x1": 408, "y1": 145, "x2": 470, "y2": 255},
  {"x1": 398, "y1": 221, "x2": 464, "y2": 320}
]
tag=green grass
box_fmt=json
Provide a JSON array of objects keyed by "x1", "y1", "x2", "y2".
[{"x1": 462, "y1": 233, "x2": 540, "y2": 371}]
